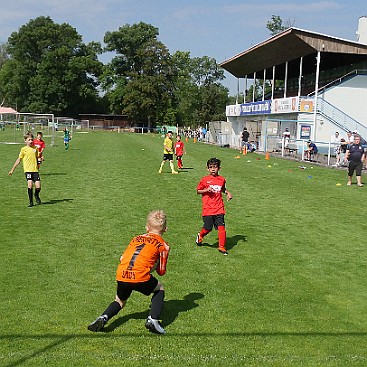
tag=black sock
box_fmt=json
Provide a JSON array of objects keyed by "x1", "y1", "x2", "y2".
[
  {"x1": 102, "y1": 301, "x2": 122, "y2": 320},
  {"x1": 150, "y1": 290, "x2": 164, "y2": 319},
  {"x1": 28, "y1": 188, "x2": 33, "y2": 203},
  {"x1": 35, "y1": 188, "x2": 41, "y2": 198}
]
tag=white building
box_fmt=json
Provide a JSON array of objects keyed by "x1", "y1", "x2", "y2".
[{"x1": 212, "y1": 17, "x2": 367, "y2": 156}]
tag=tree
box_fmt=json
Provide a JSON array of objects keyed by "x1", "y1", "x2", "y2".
[
  {"x1": 0, "y1": 42, "x2": 9, "y2": 70},
  {"x1": 171, "y1": 54, "x2": 228, "y2": 127},
  {"x1": 102, "y1": 22, "x2": 176, "y2": 126},
  {"x1": 266, "y1": 15, "x2": 295, "y2": 36},
  {"x1": 0, "y1": 16, "x2": 103, "y2": 115}
]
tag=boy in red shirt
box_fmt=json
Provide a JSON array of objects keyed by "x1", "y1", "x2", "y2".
[
  {"x1": 33, "y1": 131, "x2": 46, "y2": 169},
  {"x1": 196, "y1": 157, "x2": 233, "y2": 255},
  {"x1": 174, "y1": 135, "x2": 186, "y2": 169},
  {"x1": 88, "y1": 210, "x2": 170, "y2": 334}
]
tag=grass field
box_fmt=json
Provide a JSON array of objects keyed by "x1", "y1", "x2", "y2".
[{"x1": 1, "y1": 130, "x2": 367, "y2": 366}]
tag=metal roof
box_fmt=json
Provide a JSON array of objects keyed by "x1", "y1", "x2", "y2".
[{"x1": 220, "y1": 27, "x2": 367, "y2": 80}]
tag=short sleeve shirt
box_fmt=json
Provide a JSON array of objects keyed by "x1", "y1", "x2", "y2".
[
  {"x1": 197, "y1": 175, "x2": 226, "y2": 216},
  {"x1": 19, "y1": 146, "x2": 39, "y2": 172}
]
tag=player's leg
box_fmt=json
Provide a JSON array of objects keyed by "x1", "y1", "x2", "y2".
[
  {"x1": 169, "y1": 159, "x2": 178, "y2": 174},
  {"x1": 34, "y1": 174, "x2": 41, "y2": 204},
  {"x1": 196, "y1": 216, "x2": 212, "y2": 246},
  {"x1": 142, "y1": 278, "x2": 166, "y2": 334},
  {"x1": 215, "y1": 215, "x2": 228, "y2": 255},
  {"x1": 88, "y1": 282, "x2": 129, "y2": 332},
  {"x1": 25, "y1": 174, "x2": 34, "y2": 207}
]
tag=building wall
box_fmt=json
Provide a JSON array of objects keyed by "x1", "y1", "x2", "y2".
[{"x1": 319, "y1": 75, "x2": 367, "y2": 123}]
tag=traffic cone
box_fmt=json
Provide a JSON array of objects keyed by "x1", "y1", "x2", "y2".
[
  {"x1": 186, "y1": 136, "x2": 188, "y2": 142},
  {"x1": 193, "y1": 137, "x2": 197, "y2": 143},
  {"x1": 265, "y1": 151, "x2": 270, "y2": 160},
  {"x1": 242, "y1": 146, "x2": 247, "y2": 155}
]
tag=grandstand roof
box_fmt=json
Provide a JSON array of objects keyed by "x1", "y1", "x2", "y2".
[{"x1": 220, "y1": 27, "x2": 367, "y2": 80}]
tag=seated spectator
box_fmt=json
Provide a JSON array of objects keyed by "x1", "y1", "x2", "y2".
[{"x1": 304, "y1": 140, "x2": 318, "y2": 161}]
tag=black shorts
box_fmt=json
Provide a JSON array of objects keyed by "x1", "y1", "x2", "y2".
[
  {"x1": 202, "y1": 214, "x2": 225, "y2": 231},
  {"x1": 116, "y1": 275, "x2": 158, "y2": 301},
  {"x1": 348, "y1": 160, "x2": 363, "y2": 176},
  {"x1": 25, "y1": 172, "x2": 40, "y2": 182},
  {"x1": 163, "y1": 153, "x2": 173, "y2": 161}
]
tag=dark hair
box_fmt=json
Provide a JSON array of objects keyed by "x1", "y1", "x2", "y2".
[
  {"x1": 207, "y1": 157, "x2": 221, "y2": 168},
  {"x1": 37, "y1": 131, "x2": 43, "y2": 137}
]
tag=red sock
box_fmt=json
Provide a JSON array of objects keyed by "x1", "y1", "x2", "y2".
[
  {"x1": 218, "y1": 226, "x2": 226, "y2": 249},
  {"x1": 199, "y1": 228, "x2": 210, "y2": 239}
]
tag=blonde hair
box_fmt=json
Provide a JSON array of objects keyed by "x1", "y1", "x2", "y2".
[{"x1": 146, "y1": 210, "x2": 167, "y2": 233}]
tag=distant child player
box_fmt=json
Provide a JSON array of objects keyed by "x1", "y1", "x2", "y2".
[
  {"x1": 63, "y1": 128, "x2": 71, "y2": 150},
  {"x1": 196, "y1": 157, "x2": 232, "y2": 255},
  {"x1": 33, "y1": 131, "x2": 46, "y2": 168},
  {"x1": 88, "y1": 210, "x2": 171, "y2": 335},
  {"x1": 174, "y1": 135, "x2": 186, "y2": 169},
  {"x1": 8, "y1": 132, "x2": 42, "y2": 207},
  {"x1": 158, "y1": 131, "x2": 178, "y2": 174}
]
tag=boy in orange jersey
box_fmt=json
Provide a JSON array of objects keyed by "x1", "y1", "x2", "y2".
[
  {"x1": 88, "y1": 210, "x2": 170, "y2": 335},
  {"x1": 174, "y1": 135, "x2": 186, "y2": 169},
  {"x1": 8, "y1": 132, "x2": 42, "y2": 207},
  {"x1": 33, "y1": 131, "x2": 46, "y2": 169},
  {"x1": 196, "y1": 157, "x2": 232, "y2": 255}
]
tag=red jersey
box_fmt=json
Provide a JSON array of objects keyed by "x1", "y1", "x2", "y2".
[
  {"x1": 116, "y1": 232, "x2": 170, "y2": 283},
  {"x1": 33, "y1": 139, "x2": 45, "y2": 156},
  {"x1": 174, "y1": 141, "x2": 184, "y2": 156},
  {"x1": 197, "y1": 175, "x2": 226, "y2": 216}
]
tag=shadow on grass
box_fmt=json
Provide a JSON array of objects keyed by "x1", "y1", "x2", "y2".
[
  {"x1": 41, "y1": 198, "x2": 74, "y2": 205},
  {"x1": 104, "y1": 292, "x2": 204, "y2": 332},
  {"x1": 201, "y1": 234, "x2": 247, "y2": 251}
]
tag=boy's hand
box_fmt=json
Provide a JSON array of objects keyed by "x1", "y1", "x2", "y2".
[{"x1": 226, "y1": 191, "x2": 233, "y2": 201}]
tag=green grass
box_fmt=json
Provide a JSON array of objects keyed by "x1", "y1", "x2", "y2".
[{"x1": 1, "y1": 130, "x2": 367, "y2": 366}]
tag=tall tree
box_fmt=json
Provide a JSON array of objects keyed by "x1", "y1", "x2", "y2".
[
  {"x1": 102, "y1": 22, "x2": 176, "y2": 126},
  {"x1": 0, "y1": 42, "x2": 9, "y2": 70},
  {"x1": 267, "y1": 15, "x2": 295, "y2": 36},
  {"x1": 0, "y1": 16, "x2": 103, "y2": 115}
]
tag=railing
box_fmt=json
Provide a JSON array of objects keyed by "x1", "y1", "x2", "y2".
[
  {"x1": 316, "y1": 99, "x2": 367, "y2": 141},
  {"x1": 307, "y1": 69, "x2": 367, "y2": 97}
]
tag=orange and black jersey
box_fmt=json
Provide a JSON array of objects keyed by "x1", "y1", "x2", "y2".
[{"x1": 116, "y1": 232, "x2": 170, "y2": 283}]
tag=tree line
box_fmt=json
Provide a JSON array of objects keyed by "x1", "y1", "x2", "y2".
[{"x1": 0, "y1": 17, "x2": 229, "y2": 128}]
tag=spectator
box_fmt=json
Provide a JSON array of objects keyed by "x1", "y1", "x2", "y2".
[
  {"x1": 346, "y1": 135, "x2": 365, "y2": 187},
  {"x1": 304, "y1": 140, "x2": 318, "y2": 161},
  {"x1": 332, "y1": 131, "x2": 341, "y2": 166}
]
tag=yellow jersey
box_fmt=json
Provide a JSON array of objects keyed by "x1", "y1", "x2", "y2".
[
  {"x1": 19, "y1": 146, "x2": 39, "y2": 172},
  {"x1": 163, "y1": 137, "x2": 173, "y2": 154}
]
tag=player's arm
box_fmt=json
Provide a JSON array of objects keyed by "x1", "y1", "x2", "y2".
[
  {"x1": 8, "y1": 158, "x2": 21, "y2": 176},
  {"x1": 156, "y1": 244, "x2": 170, "y2": 276},
  {"x1": 222, "y1": 185, "x2": 233, "y2": 201}
]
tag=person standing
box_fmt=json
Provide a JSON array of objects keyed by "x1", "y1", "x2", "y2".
[
  {"x1": 88, "y1": 210, "x2": 171, "y2": 334},
  {"x1": 8, "y1": 132, "x2": 42, "y2": 207},
  {"x1": 195, "y1": 157, "x2": 233, "y2": 255},
  {"x1": 174, "y1": 135, "x2": 186, "y2": 169},
  {"x1": 332, "y1": 131, "x2": 341, "y2": 166},
  {"x1": 33, "y1": 131, "x2": 46, "y2": 169},
  {"x1": 158, "y1": 131, "x2": 178, "y2": 174},
  {"x1": 63, "y1": 128, "x2": 71, "y2": 150},
  {"x1": 240, "y1": 127, "x2": 250, "y2": 153},
  {"x1": 345, "y1": 135, "x2": 365, "y2": 187}
]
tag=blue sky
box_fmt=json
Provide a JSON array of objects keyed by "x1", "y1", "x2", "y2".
[{"x1": 1, "y1": 0, "x2": 366, "y2": 94}]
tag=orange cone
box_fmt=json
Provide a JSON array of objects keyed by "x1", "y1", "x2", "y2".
[
  {"x1": 186, "y1": 136, "x2": 188, "y2": 142},
  {"x1": 242, "y1": 146, "x2": 247, "y2": 155},
  {"x1": 265, "y1": 151, "x2": 270, "y2": 160},
  {"x1": 193, "y1": 137, "x2": 197, "y2": 143}
]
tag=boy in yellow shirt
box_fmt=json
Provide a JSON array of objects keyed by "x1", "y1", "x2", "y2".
[
  {"x1": 8, "y1": 132, "x2": 42, "y2": 207},
  {"x1": 158, "y1": 131, "x2": 178, "y2": 174}
]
